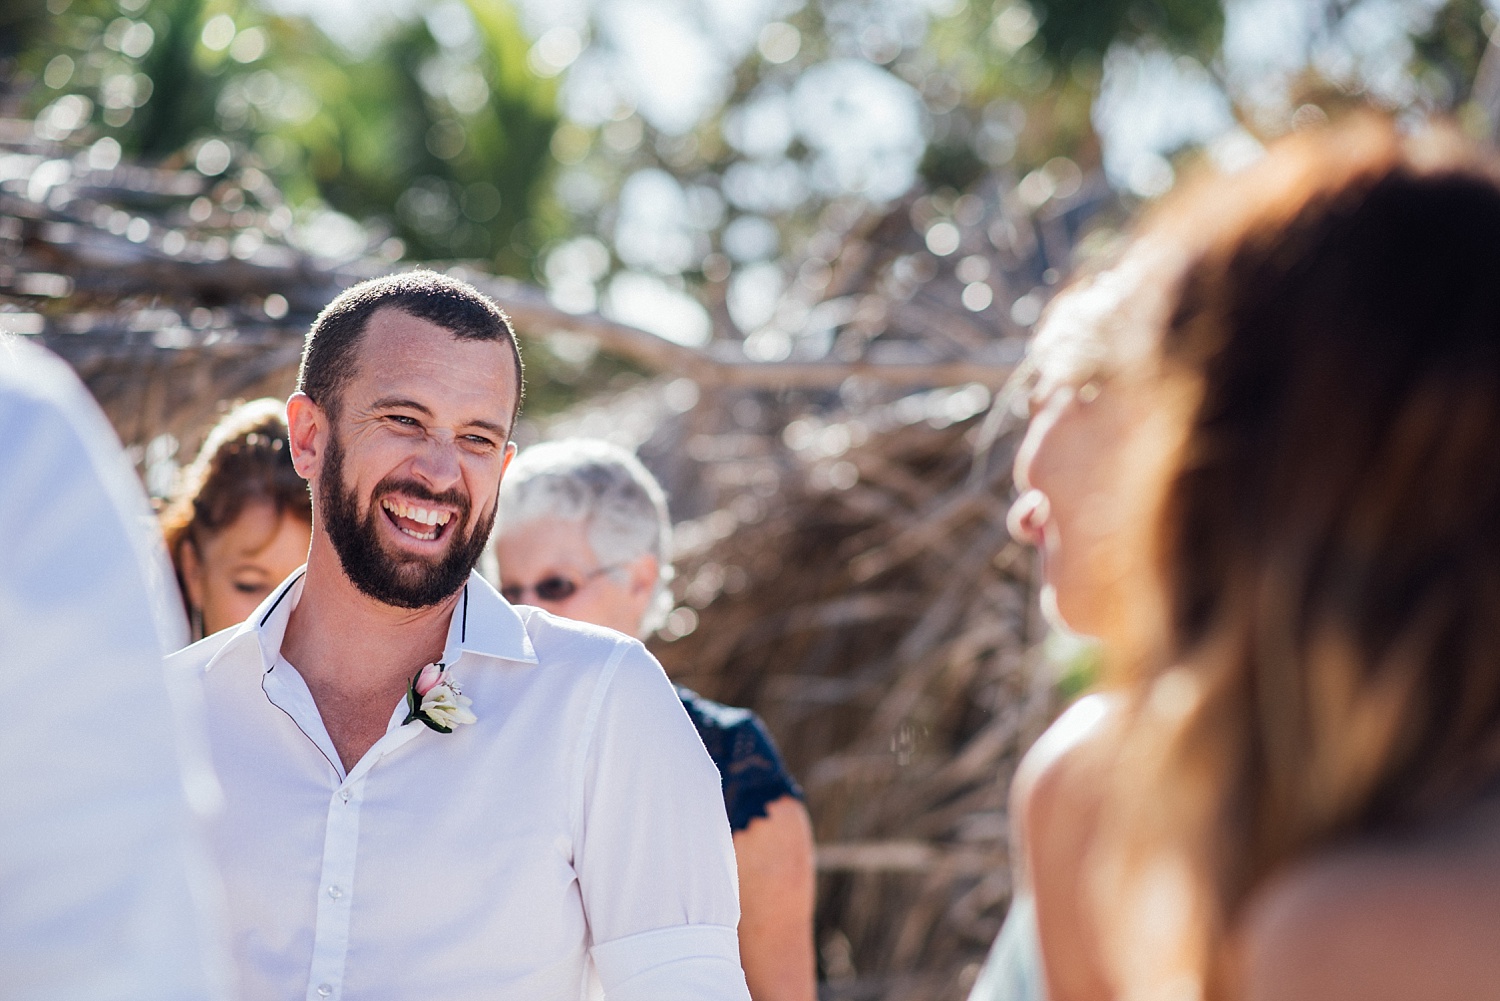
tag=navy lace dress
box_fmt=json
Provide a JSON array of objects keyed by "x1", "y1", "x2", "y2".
[{"x1": 676, "y1": 686, "x2": 804, "y2": 832}]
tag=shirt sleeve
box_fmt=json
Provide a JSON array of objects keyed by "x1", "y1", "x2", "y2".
[
  {"x1": 573, "y1": 641, "x2": 751, "y2": 1001},
  {"x1": 0, "y1": 341, "x2": 230, "y2": 1000}
]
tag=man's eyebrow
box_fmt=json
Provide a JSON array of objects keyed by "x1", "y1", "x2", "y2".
[{"x1": 370, "y1": 397, "x2": 434, "y2": 416}]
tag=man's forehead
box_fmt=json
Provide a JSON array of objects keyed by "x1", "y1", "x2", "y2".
[{"x1": 347, "y1": 307, "x2": 518, "y2": 421}]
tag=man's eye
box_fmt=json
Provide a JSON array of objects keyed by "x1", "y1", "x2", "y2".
[
  {"x1": 232, "y1": 581, "x2": 267, "y2": 596},
  {"x1": 388, "y1": 415, "x2": 419, "y2": 427},
  {"x1": 464, "y1": 435, "x2": 496, "y2": 447}
]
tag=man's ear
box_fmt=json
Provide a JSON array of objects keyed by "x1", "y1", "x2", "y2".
[{"x1": 285, "y1": 392, "x2": 326, "y2": 482}]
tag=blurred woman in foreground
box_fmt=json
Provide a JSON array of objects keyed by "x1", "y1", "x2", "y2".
[
  {"x1": 492, "y1": 439, "x2": 817, "y2": 1001},
  {"x1": 1007, "y1": 117, "x2": 1500, "y2": 1001},
  {"x1": 975, "y1": 222, "x2": 1179, "y2": 1001},
  {"x1": 160, "y1": 398, "x2": 311, "y2": 639}
]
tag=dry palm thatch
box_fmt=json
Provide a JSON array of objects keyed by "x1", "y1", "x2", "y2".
[
  {"x1": 525, "y1": 149, "x2": 1123, "y2": 999},
  {"x1": 0, "y1": 119, "x2": 1022, "y2": 467},
  {"x1": 4, "y1": 106, "x2": 1120, "y2": 999},
  {"x1": 607, "y1": 382, "x2": 1049, "y2": 1001}
]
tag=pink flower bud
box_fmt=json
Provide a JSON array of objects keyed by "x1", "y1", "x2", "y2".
[{"x1": 414, "y1": 661, "x2": 444, "y2": 697}]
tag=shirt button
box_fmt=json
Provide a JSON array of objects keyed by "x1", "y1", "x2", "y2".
[
  {"x1": 327, "y1": 885, "x2": 343, "y2": 899},
  {"x1": 339, "y1": 790, "x2": 350, "y2": 804},
  {"x1": 316, "y1": 985, "x2": 333, "y2": 998}
]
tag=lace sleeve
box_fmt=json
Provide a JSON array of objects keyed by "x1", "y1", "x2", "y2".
[{"x1": 676, "y1": 687, "x2": 804, "y2": 833}]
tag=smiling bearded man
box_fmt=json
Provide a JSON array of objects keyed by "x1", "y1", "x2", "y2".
[
  {"x1": 319, "y1": 427, "x2": 488, "y2": 608},
  {"x1": 169, "y1": 271, "x2": 750, "y2": 1001}
]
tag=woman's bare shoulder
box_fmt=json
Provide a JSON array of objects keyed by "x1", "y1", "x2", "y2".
[
  {"x1": 1012, "y1": 693, "x2": 1122, "y2": 1001},
  {"x1": 1013, "y1": 692, "x2": 1120, "y2": 828},
  {"x1": 1239, "y1": 802, "x2": 1500, "y2": 1001}
]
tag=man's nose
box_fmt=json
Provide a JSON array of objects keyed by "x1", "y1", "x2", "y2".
[{"x1": 410, "y1": 436, "x2": 462, "y2": 491}]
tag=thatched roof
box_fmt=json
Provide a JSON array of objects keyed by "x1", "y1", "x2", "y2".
[
  {"x1": 3, "y1": 111, "x2": 1117, "y2": 999},
  {"x1": 643, "y1": 390, "x2": 1045, "y2": 1000},
  {"x1": 0, "y1": 118, "x2": 1069, "y2": 459},
  {"x1": 534, "y1": 169, "x2": 1116, "y2": 997}
]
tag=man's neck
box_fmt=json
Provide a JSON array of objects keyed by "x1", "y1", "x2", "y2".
[{"x1": 281, "y1": 538, "x2": 461, "y2": 703}]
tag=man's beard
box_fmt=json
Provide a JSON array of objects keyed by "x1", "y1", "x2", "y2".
[{"x1": 319, "y1": 431, "x2": 495, "y2": 609}]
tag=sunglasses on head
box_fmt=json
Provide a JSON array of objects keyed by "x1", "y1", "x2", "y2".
[{"x1": 500, "y1": 565, "x2": 620, "y2": 605}]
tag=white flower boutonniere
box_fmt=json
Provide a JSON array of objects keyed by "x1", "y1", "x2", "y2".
[{"x1": 402, "y1": 661, "x2": 477, "y2": 733}]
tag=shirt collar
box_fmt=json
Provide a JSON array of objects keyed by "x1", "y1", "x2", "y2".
[
  {"x1": 209, "y1": 568, "x2": 538, "y2": 675},
  {"x1": 439, "y1": 570, "x2": 539, "y2": 667}
]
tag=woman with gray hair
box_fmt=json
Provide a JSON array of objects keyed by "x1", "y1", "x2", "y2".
[{"x1": 493, "y1": 438, "x2": 817, "y2": 1001}]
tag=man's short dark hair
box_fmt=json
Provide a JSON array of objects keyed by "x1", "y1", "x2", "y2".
[{"x1": 297, "y1": 270, "x2": 524, "y2": 428}]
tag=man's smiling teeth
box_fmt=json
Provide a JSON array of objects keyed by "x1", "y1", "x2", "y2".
[{"x1": 381, "y1": 498, "x2": 452, "y2": 540}]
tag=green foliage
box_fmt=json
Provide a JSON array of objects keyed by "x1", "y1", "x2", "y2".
[
  {"x1": 1410, "y1": 0, "x2": 1492, "y2": 108},
  {"x1": 18, "y1": 0, "x2": 558, "y2": 277},
  {"x1": 452, "y1": 0, "x2": 560, "y2": 271},
  {"x1": 924, "y1": 1, "x2": 1105, "y2": 176},
  {"x1": 0, "y1": 0, "x2": 50, "y2": 63},
  {"x1": 919, "y1": 140, "x2": 989, "y2": 193},
  {"x1": 1031, "y1": 0, "x2": 1224, "y2": 62},
  {"x1": 302, "y1": 3, "x2": 559, "y2": 272},
  {"x1": 128, "y1": 0, "x2": 212, "y2": 157}
]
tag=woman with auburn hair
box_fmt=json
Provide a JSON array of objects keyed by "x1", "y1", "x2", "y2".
[
  {"x1": 160, "y1": 398, "x2": 312, "y2": 639},
  {"x1": 978, "y1": 237, "x2": 1189, "y2": 1001},
  {"x1": 1005, "y1": 116, "x2": 1500, "y2": 1001}
]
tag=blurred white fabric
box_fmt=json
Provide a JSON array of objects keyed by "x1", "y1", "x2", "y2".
[{"x1": 0, "y1": 337, "x2": 230, "y2": 1000}]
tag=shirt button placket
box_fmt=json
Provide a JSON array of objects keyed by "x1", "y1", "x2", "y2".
[{"x1": 305, "y1": 780, "x2": 363, "y2": 1001}]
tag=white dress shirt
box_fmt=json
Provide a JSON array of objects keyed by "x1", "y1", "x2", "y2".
[
  {"x1": 173, "y1": 568, "x2": 751, "y2": 1001},
  {"x1": 0, "y1": 338, "x2": 228, "y2": 999}
]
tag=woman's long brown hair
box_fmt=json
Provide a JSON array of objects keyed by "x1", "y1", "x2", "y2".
[{"x1": 1095, "y1": 118, "x2": 1500, "y2": 998}]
